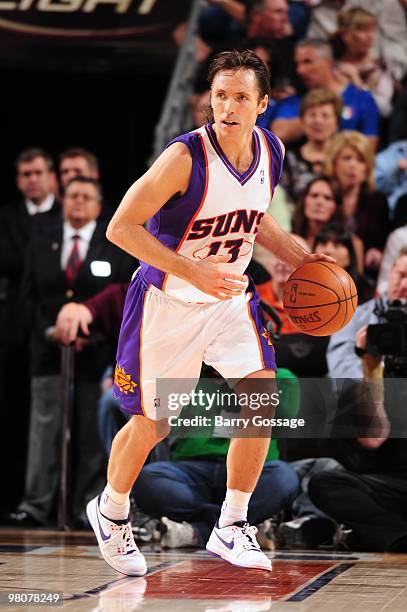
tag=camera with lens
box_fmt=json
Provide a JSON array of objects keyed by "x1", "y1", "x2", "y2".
[{"x1": 366, "y1": 299, "x2": 407, "y2": 376}]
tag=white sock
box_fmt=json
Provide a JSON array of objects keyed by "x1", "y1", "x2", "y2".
[
  {"x1": 218, "y1": 488, "x2": 252, "y2": 528},
  {"x1": 99, "y1": 483, "x2": 130, "y2": 521}
]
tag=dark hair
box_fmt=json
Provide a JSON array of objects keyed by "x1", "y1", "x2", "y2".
[
  {"x1": 15, "y1": 148, "x2": 54, "y2": 172},
  {"x1": 208, "y1": 49, "x2": 271, "y2": 97},
  {"x1": 314, "y1": 222, "x2": 358, "y2": 277},
  {"x1": 293, "y1": 175, "x2": 343, "y2": 237},
  {"x1": 65, "y1": 175, "x2": 103, "y2": 201},
  {"x1": 207, "y1": 50, "x2": 271, "y2": 122},
  {"x1": 59, "y1": 147, "x2": 99, "y2": 173},
  {"x1": 314, "y1": 221, "x2": 376, "y2": 304}
]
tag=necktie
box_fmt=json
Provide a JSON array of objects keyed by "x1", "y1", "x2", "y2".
[{"x1": 65, "y1": 235, "x2": 82, "y2": 286}]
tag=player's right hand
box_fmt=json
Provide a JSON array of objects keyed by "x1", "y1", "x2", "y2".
[
  {"x1": 188, "y1": 255, "x2": 248, "y2": 300},
  {"x1": 54, "y1": 302, "x2": 93, "y2": 345}
]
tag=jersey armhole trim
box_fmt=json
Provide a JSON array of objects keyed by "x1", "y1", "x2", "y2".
[{"x1": 161, "y1": 132, "x2": 209, "y2": 293}]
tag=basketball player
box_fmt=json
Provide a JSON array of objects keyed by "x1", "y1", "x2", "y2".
[{"x1": 87, "y1": 50, "x2": 333, "y2": 575}]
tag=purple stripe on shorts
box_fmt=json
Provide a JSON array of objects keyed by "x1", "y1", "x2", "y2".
[
  {"x1": 113, "y1": 273, "x2": 148, "y2": 416},
  {"x1": 247, "y1": 278, "x2": 276, "y2": 371}
]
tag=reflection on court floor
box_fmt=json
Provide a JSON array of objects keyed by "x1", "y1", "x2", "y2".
[{"x1": 1, "y1": 530, "x2": 407, "y2": 611}]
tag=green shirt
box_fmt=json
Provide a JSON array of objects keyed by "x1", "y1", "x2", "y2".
[{"x1": 171, "y1": 368, "x2": 300, "y2": 462}]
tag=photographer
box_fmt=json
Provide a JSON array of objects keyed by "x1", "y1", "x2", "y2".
[
  {"x1": 326, "y1": 246, "x2": 407, "y2": 379},
  {"x1": 308, "y1": 247, "x2": 407, "y2": 551}
]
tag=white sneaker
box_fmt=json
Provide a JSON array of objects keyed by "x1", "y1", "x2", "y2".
[
  {"x1": 160, "y1": 516, "x2": 198, "y2": 548},
  {"x1": 206, "y1": 521, "x2": 272, "y2": 571},
  {"x1": 86, "y1": 496, "x2": 147, "y2": 576}
]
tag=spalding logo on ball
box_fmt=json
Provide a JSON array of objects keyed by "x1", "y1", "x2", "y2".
[{"x1": 283, "y1": 262, "x2": 358, "y2": 336}]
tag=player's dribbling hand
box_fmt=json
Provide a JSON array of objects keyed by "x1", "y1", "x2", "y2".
[
  {"x1": 300, "y1": 253, "x2": 336, "y2": 266},
  {"x1": 54, "y1": 302, "x2": 93, "y2": 345},
  {"x1": 189, "y1": 255, "x2": 248, "y2": 299}
]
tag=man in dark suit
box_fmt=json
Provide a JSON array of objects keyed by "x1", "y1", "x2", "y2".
[
  {"x1": 8, "y1": 176, "x2": 136, "y2": 527},
  {"x1": 0, "y1": 148, "x2": 59, "y2": 511}
]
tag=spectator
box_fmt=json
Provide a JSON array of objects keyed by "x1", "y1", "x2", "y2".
[
  {"x1": 281, "y1": 88, "x2": 342, "y2": 201},
  {"x1": 345, "y1": 0, "x2": 407, "y2": 83},
  {"x1": 324, "y1": 131, "x2": 390, "y2": 272},
  {"x1": 198, "y1": 0, "x2": 248, "y2": 49},
  {"x1": 271, "y1": 38, "x2": 380, "y2": 148},
  {"x1": 377, "y1": 223, "x2": 407, "y2": 296},
  {"x1": 54, "y1": 283, "x2": 130, "y2": 456},
  {"x1": 0, "y1": 148, "x2": 59, "y2": 510},
  {"x1": 326, "y1": 247, "x2": 407, "y2": 378},
  {"x1": 308, "y1": 248, "x2": 407, "y2": 552},
  {"x1": 59, "y1": 148, "x2": 99, "y2": 190},
  {"x1": 307, "y1": 1, "x2": 407, "y2": 83},
  {"x1": 292, "y1": 176, "x2": 343, "y2": 246},
  {"x1": 7, "y1": 177, "x2": 136, "y2": 528},
  {"x1": 314, "y1": 222, "x2": 374, "y2": 302},
  {"x1": 314, "y1": 221, "x2": 357, "y2": 270},
  {"x1": 331, "y1": 8, "x2": 396, "y2": 117},
  {"x1": 375, "y1": 140, "x2": 407, "y2": 217}
]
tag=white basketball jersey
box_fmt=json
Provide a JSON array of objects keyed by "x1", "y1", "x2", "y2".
[{"x1": 140, "y1": 123, "x2": 284, "y2": 303}]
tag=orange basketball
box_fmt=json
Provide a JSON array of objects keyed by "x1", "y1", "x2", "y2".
[{"x1": 282, "y1": 262, "x2": 358, "y2": 336}]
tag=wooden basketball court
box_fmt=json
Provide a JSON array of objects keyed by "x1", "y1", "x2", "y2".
[{"x1": 1, "y1": 529, "x2": 407, "y2": 611}]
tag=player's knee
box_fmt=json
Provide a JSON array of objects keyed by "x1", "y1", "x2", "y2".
[{"x1": 127, "y1": 415, "x2": 169, "y2": 448}]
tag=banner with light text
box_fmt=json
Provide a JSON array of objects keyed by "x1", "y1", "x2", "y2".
[{"x1": 0, "y1": 0, "x2": 191, "y2": 72}]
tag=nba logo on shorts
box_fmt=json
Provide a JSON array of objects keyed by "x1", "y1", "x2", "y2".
[
  {"x1": 154, "y1": 398, "x2": 161, "y2": 407},
  {"x1": 260, "y1": 169, "x2": 265, "y2": 184}
]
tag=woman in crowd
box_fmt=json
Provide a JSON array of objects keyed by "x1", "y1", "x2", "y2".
[
  {"x1": 331, "y1": 8, "x2": 396, "y2": 117},
  {"x1": 314, "y1": 223, "x2": 375, "y2": 305},
  {"x1": 324, "y1": 131, "x2": 389, "y2": 274},
  {"x1": 292, "y1": 175, "x2": 364, "y2": 273},
  {"x1": 281, "y1": 89, "x2": 342, "y2": 201}
]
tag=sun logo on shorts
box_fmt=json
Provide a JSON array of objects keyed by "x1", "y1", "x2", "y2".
[
  {"x1": 114, "y1": 365, "x2": 137, "y2": 394},
  {"x1": 261, "y1": 327, "x2": 273, "y2": 346}
]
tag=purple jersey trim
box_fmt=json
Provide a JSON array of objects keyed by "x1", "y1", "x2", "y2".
[
  {"x1": 257, "y1": 127, "x2": 284, "y2": 195},
  {"x1": 139, "y1": 130, "x2": 208, "y2": 290},
  {"x1": 205, "y1": 123, "x2": 261, "y2": 186}
]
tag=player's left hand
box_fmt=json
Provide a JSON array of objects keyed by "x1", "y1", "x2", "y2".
[{"x1": 299, "y1": 253, "x2": 336, "y2": 267}]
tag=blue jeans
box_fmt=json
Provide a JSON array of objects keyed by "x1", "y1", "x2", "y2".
[{"x1": 133, "y1": 459, "x2": 300, "y2": 546}]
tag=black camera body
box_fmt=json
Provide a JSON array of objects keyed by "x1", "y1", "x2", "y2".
[{"x1": 367, "y1": 299, "x2": 407, "y2": 375}]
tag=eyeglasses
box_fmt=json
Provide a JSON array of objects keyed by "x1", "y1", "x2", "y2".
[{"x1": 65, "y1": 192, "x2": 99, "y2": 202}]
